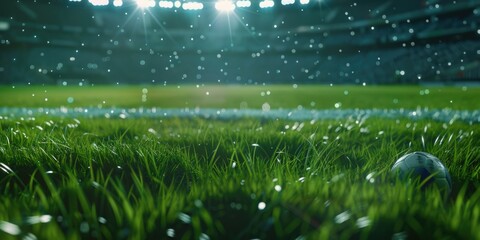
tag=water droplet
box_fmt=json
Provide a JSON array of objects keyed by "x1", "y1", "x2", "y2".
[
  {"x1": 274, "y1": 185, "x2": 282, "y2": 192},
  {"x1": 148, "y1": 128, "x2": 157, "y2": 134},
  {"x1": 334, "y1": 211, "x2": 351, "y2": 224},
  {"x1": 166, "y1": 228, "x2": 175, "y2": 237},
  {"x1": 0, "y1": 221, "x2": 21, "y2": 235},
  {"x1": 194, "y1": 199, "x2": 203, "y2": 208},
  {"x1": 0, "y1": 163, "x2": 14, "y2": 174},
  {"x1": 178, "y1": 213, "x2": 191, "y2": 224},
  {"x1": 199, "y1": 233, "x2": 210, "y2": 240},
  {"x1": 366, "y1": 172, "x2": 375, "y2": 183},
  {"x1": 356, "y1": 216, "x2": 370, "y2": 228},
  {"x1": 331, "y1": 173, "x2": 344, "y2": 183},
  {"x1": 98, "y1": 217, "x2": 107, "y2": 224},
  {"x1": 262, "y1": 103, "x2": 270, "y2": 112},
  {"x1": 392, "y1": 232, "x2": 408, "y2": 240},
  {"x1": 258, "y1": 202, "x2": 266, "y2": 210},
  {"x1": 25, "y1": 215, "x2": 52, "y2": 224},
  {"x1": 79, "y1": 222, "x2": 90, "y2": 233}
]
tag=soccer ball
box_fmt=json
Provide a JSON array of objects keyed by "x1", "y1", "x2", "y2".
[{"x1": 391, "y1": 151, "x2": 452, "y2": 197}]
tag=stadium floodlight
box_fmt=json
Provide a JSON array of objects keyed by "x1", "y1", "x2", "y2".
[
  {"x1": 259, "y1": 0, "x2": 274, "y2": 8},
  {"x1": 159, "y1": 0, "x2": 174, "y2": 8},
  {"x1": 215, "y1": 0, "x2": 236, "y2": 12},
  {"x1": 136, "y1": 0, "x2": 156, "y2": 8},
  {"x1": 88, "y1": 0, "x2": 109, "y2": 6},
  {"x1": 174, "y1": 1, "x2": 182, "y2": 8},
  {"x1": 182, "y1": 2, "x2": 203, "y2": 10},
  {"x1": 299, "y1": 0, "x2": 309, "y2": 4},
  {"x1": 113, "y1": 0, "x2": 123, "y2": 7},
  {"x1": 236, "y1": 0, "x2": 251, "y2": 8},
  {"x1": 281, "y1": 0, "x2": 294, "y2": 5}
]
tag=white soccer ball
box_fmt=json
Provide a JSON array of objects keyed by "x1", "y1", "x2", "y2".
[{"x1": 391, "y1": 151, "x2": 452, "y2": 197}]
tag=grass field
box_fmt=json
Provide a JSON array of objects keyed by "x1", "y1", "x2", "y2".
[
  {"x1": 0, "y1": 85, "x2": 479, "y2": 239},
  {"x1": 1, "y1": 85, "x2": 480, "y2": 109}
]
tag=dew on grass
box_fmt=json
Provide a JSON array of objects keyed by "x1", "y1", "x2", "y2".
[
  {"x1": 258, "y1": 201, "x2": 266, "y2": 210},
  {"x1": 262, "y1": 102, "x2": 271, "y2": 112},
  {"x1": 330, "y1": 173, "x2": 345, "y2": 183},
  {"x1": 0, "y1": 221, "x2": 21, "y2": 235},
  {"x1": 199, "y1": 233, "x2": 210, "y2": 240},
  {"x1": 334, "y1": 211, "x2": 351, "y2": 224},
  {"x1": 91, "y1": 181, "x2": 101, "y2": 189},
  {"x1": 231, "y1": 162, "x2": 236, "y2": 168},
  {"x1": 298, "y1": 177, "x2": 305, "y2": 183},
  {"x1": 392, "y1": 231, "x2": 408, "y2": 240},
  {"x1": 147, "y1": 128, "x2": 157, "y2": 135},
  {"x1": 356, "y1": 216, "x2": 370, "y2": 228},
  {"x1": 251, "y1": 143, "x2": 260, "y2": 147},
  {"x1": 79, "y1": 222, "x2": 90, "y2": 233},
  {"x1": 274, "y1": 185, "x2": 282, "y2": 192},
  {"x1": 98, "y1": 217, "x2": 107, "y2": 224},
  {"x1": 366, "y1": 172, "x2": 376, "y2": 183},
  {"x1": 23, "y1": 233, "x2": 37, "y2": 240},
  {"x1": 421, "y1": 135, "x2": 426, "y2": 149},
  {"x1": 166, "y1": 228, "x2": 175, "y2": 238},
  {"x1": 25, "y1": 215, "x2": 52, "y2": 224},
  {"x1": 178, "y1": 213, "x2": 191, "y2": 224},
  {"x1": 194, "y1": 199, "x2": 203, "y2": 208},
  {"x1": 0, "y1": 162, "x2": 14, "y2": 174}
]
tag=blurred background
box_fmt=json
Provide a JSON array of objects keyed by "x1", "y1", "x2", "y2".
[{"x1": 0, "y1": 0, "x2": 479, "y2": 86}]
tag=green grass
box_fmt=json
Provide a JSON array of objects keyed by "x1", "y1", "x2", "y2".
[
  {"x1": 0, "y1": 85, "x2": 479, "y2": 239},
  {"x1": 1, "y1": 85, "x2": 480, "y2": 109}
]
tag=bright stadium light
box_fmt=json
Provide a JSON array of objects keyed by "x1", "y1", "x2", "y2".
[
  {"x1": 236, "y1": 0, "x2": 251, "y2": 8},
  {"x1": 159, "y1": 0, "x2": 174, "y2": 8},
  {"x1": 182, "y1": 2, "x2": 203, "y2": 10},
  {"x1": 281, "y1": 0, "x2": 294, "y2": 5},
  {"x1": 259, "y1": 0, "x2": 274, "y2": 8},
  {"x1": 174, "y1": 0, "x2": 182, "y2": 8},
  {"x1": 136, "y1": 0, "x2": 156, "y2": 8},
  {"x1": 113, "y1": 0, "x2": 123, "y2": 7},
  {"x1": 299, "y1": 0, "x2": 309, "y2": 4},
  {"x1": 88, "y1": 0, "x2": 109, "y2": 6},
  {"x1": 215, "y1": 0, "x2": 236, "y2": 12}
]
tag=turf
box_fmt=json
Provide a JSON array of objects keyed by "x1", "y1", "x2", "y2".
[
  {"x1": 1, "y1": 85, "x2": 480, "y2": 109},
  {"x1": 0, "y1": 85, "x2": 479, "y2": 239}
]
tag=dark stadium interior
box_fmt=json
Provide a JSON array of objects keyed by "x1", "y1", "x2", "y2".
[{"x1": 0, "y1": 0, "x2": 479, "y2": 85}]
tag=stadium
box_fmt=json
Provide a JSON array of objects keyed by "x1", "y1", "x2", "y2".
[
  {"x1": 0, "y1": 0, "x2": 480, "y2": 239},
  {"x1": 1, "y1": 0, "x2": 479, "y2": 85}
]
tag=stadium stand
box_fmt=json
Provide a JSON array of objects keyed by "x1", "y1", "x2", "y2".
[{"x1": 0, "y1": 0, "x2": 479, "y2": 85}]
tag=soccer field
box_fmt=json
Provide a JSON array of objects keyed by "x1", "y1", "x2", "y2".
[
  {"x1": 2, "y1": 85, "x2": 480, "y2": 109},
  {"x1": 0, "y1": 85, "x2": 479, "y2": 239}
]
